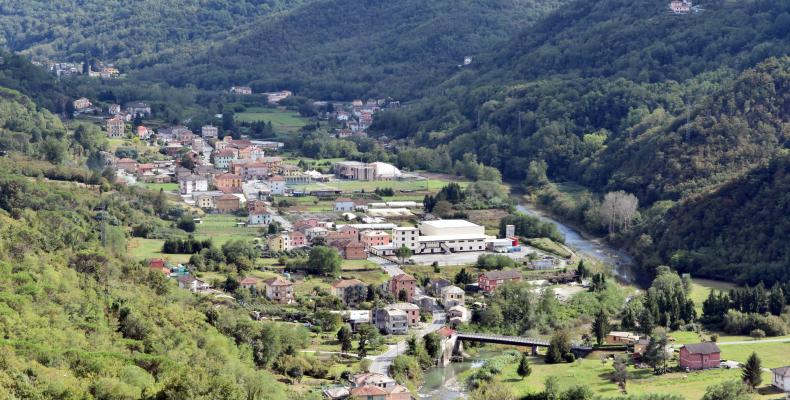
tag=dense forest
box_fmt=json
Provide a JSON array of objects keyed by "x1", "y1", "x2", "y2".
[
  {"x1": 138, "y1": 0, "x2": 568, "y2": 99},
  {"x1": 0, "y1": 169, "x2": 295, "y2": 399},
  {"x1": 0, "y1": 0, "x2": 310, "y2": 69}
]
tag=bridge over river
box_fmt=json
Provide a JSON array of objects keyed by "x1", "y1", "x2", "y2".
[{"x1": 441, "y1": 332, "x2": 593, "y2": 366}]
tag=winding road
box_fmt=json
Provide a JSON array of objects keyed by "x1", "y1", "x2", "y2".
[{"x1": 367, "y1": 255, "x2": 447, "y2": 375}]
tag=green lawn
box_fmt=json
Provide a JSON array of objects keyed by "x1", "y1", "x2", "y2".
[
  {"x1": 719, "y1": 340, "x2": 790, "y2": 367},
  {"x1": 127, "y1": 238, "x2": 191, "y2": 264},
  {"x1": 489, "y1": 353, "x2": 778, "y2": 399},
  {"x1": 688, "y1": 278, "x2": 736, "y2": 313},
  {"x1": 141, "y1": 182, "x2": 179, "y2": 192},
  {"x1": 193, "y1": 214, "x2": 259, "y2": 246},
  {"x1": 234, "y1": 107, "x2": 308, "y2": 132}
]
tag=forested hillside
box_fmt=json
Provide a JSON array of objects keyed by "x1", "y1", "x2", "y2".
[
  {"x1": 0, "y1": 0, "x2": 309, "y2": 69},
  {"x1": 0, "y1": 170, "x2": 292, "y2": 399},
  {"x1": 140, "y1": 0, "x2": 568, "y2": 99},
  {"x1": 641, "y1": 155, "x2": 790, "y2": 286}
]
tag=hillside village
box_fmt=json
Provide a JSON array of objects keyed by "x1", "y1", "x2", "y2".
[{"x1": 57, "y1": 85, "x2": 790, "y2": 400}]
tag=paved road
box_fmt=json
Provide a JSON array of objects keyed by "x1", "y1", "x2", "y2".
[
  {"x1": 368, "y1": 309, "x2": 446, "y2": 375},
  {"x1": 368, "y1": 255, "x2": 405, "y2": 277},
  {"x1": 366, "y1": 255, "x2": 446, "y2": 375}
]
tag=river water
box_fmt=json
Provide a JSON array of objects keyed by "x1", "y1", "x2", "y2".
[
  {"x1": 416, "y1": 203, "x2": 637, "y2": 398},
  {"x1": 515, "y1": 204, "x2": 636, "y2": 283},
  {"x1": 417, "y1": 353, "x2": 493, "y2": 400}
]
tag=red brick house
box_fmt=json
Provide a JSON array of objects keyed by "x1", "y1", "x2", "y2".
[
  {"x1": 679, "y1": 343, "x2": 720, "y2": 370},
  {"x1": 148, "y1": 258, "x2": 170, "y2": 274},
  {"x1": 214, "y1": 173, "x2": 242, "y2": 193},
  {"x1": 478, "y1": 269, "x2": 523, "y2": 293},
  {"x1": 389, "y1": 273, "x2": 416, "y2": 301},
  {"x1": 289, "y1": 231, "x2": 307, "y2": 248}
]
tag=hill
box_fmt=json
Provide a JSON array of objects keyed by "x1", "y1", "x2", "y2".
[
  {"x1": 0, "y1": 167, "x2": 293, "y2": 399},
  {"x1": 482, "y1": 0, "x2": 790, "y2": 83},
  {"x1": 0, "y1": 0, "x2": 310, "y2": 69},
  {"x1": 640, "y1": 155, "x2": 790, "y2": 286},
  {"x1": 138, "y1": 0, "x2": 568, "y2": 99}
]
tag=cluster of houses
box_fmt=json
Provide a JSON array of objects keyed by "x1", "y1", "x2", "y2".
[
  {"x1": 323, "y1": 372, "x2": 410, "y2": 400},
  {"x1": 669, "y1": 0, "x2": 693, "y2": 13},
  {"x1": 228, "y1": 86, "x2": 293, "y2": 105},
  {"x1": 323, "y1": 98, "x2": 399, "y2": 138},
  {"x1": 37, "y1": 59, "x2": 120, "y2": 78},
  {"x1": 149, "y1": 258, "x2": 295, "y2": 304}
]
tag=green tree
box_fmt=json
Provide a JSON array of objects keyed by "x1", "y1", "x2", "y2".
[
  {"x1": 517, "y1": 352, "x2": 532, "y2": 380},
  {"x1": 545, "y1": 330, "x2": 572, "y2": 364},
  {"x1": 592, "y1": 309, "x2": 610, "y2": 346},
  {"x1": 307, "y1": 246, "x2": 342, "y2": 276},
  {"x1": 613, "y1": 355, "x2": 628, "y2": 392},
  {"x1": 643, "y1": 328, "x2": 670, "y2": 374},
  {"x1": 741, "y1": 352, "x2": 762, "y2": 390},
  {"x1": 337, "y1": 326, "x2": 352, "y2": 354},
  {"x1": 357, "y1": 324, "x2": 379, "y2": 357},
  {"x1": 395, "y1": 245, "x2": 413, "y2": 264},
  {"x1": 702, "y1": 381, "x2": 750, "y2": 400},
  {"x1": 423, "y1": 332, "x2": 441, "y2": 359}
]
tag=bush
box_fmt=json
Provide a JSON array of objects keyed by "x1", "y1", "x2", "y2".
[{"x1": 749, "y1": 329, "x2": 766, "y2": 339}]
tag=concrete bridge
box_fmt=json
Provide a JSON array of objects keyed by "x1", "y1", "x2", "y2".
[{"x1": 440, "y1": 331, "x2": 593, "y2": 366}]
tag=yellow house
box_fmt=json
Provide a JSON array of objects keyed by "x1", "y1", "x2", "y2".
[{"x1": 267, "y1": 234, "x2": 291, "y2": 252}]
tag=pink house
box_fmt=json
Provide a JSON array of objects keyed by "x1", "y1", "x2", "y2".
[{"x1": 679, "y1": 343, "x2": 720, "y2": 370}]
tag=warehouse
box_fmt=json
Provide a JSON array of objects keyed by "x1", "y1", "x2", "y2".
[{"x1": 371, "y1": 219, "x2": 492, "y2": 256}]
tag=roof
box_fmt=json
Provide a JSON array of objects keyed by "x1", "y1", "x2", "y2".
[
  {"x1": 350, "y1": 385, "x2": 388, "y2": 396},
  {"x1": 215, "y1": 149, "x2": 237, "y2": 157},
  {"x1": 441, "y1": 285, "x2": 464, "y2": 295},
  {"x1": 264, "y1": 276, "x2": 292, "y2": 286},
  {"x1": 437, "y1": 326, "x2": 456, "y2": 337},
  {"x1": 682, "y1": 342, "x2": 720, "y2": 355},
  {"x1": 216, "y1": 194, "x2": 239, "y2": 201},
  {"x1": 216, "y1": 173, "x2": 241, "y2": 180},
  {"x1": 335, "y1": 197, "x2": 354, "y2": 202},
  {"x1": 116, "y1": 158, "x2": 137, "y2": 164},
  {"x1": 421, "y1": 219, "x2": 480, "y2": 229},
  {"x1": 772, "y1": 366, "x2": 790, "y2": 377},
  {"x1": 388, "y1": 302, "x2": 419, "y2": 311},
  {"x1": 269, "y1": 175, "x2": 285, "y2": 182},
  {"x1": 608, "y1": 331, "x2": 639, "y2": 338},
  {"x1": 239, "y1": 277, "x2": 259, "y2": 285},
  {"x1": 352, "y1": 372, "x2": 395, "y2": 387},
  {"x1": 331, "y1": 279, "x2": 366, "y2": 289},
  {"x1": 480, "y1": 269, "x2": 523, "y2": 280},
  {"x1": 392, "y1": 273, "x2": 416, "y2": 282}
]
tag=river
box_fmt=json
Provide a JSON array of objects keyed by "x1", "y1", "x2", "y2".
[
  {"x1": 515, "y1": 203, "x2": 636, "y2": 283},
  {"x1": 417, "y1": 352, "x2": 495, "y2": 400},
  {"x1": 416, "y1": 203, "x2": 637, "y2": 398}
]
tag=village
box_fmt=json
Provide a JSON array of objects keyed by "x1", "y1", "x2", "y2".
[{"x1": 64, "y1": 82, "x2": 790, "y2": 400}]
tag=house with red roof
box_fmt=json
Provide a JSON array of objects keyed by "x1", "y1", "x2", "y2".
[{"x1": 389, "y1": 273, "x2": 416, "y2": 301}]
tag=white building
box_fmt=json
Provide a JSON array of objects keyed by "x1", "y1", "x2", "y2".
[
  {"x1": 268, "y1": 176, "x2": 287, "y2": 195},
  {"x1": 179, "y1": 175, "x2": 208, "y2": 195},
  {"x1": 440, "y1": 286, "x2": 465, "y2": 309},
  {"x1": 373, "y1": 220, "x2": 490, "y2": 256},
  {"x1": 202, "y1": 125, "x2": 218, "y2": 139},
  {"x1": 374, "y1": 308, "x2": 408, "y2": 335},
  {"x1": 249, "y1": 212, "x2": 273, "y2": 226},
  {"x1": 771, "y1": 366, "x2": 790, "y2": 393},
  {"x1": 334, "y1": 198, "x2": 356, "y2": 212}
]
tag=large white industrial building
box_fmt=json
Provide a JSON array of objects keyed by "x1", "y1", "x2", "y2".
[{"x1": 371, "y1": 219, "x2": 493, "y2": 256}]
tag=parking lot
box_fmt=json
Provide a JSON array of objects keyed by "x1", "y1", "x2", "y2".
[{"x1": 408, "y1": 247, "x2": 535, "y2": 266}]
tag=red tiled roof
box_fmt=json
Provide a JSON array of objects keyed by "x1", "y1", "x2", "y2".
[
  {"x1": 437, "y1": 326, "x2": 456, "y2": 337},
  {"x1": 239, "y1": 277, "x2": 259, "y2": 285},
  {"x1": 265, "y1": 276, "x2": 292, "y2": 286},
  {"x1": 480, "y1": 269, "x2": 523, "y2": 281},
  {"x1": 392, "y1": 273, "x2": 416, "y2": 282},
  {"x1": 350, "y1": 386, "x2": 387, "y2": 396}
]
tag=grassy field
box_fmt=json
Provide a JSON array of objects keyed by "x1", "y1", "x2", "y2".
[
  {"x1": 193, "y1": 214, "x2": 259, "y2": 246},
  {"x1": 127, "y1": 238, "x2": 191, "y2": 264},
  {"x1": 141, "y1": 182, "x2": 179, "y2": 192},
  {"x1": 484, "y1": 353, "x2": 780, "y2": 400},
  {"x1": 688, "y1": 278, "x2": 736, "y2": 313},
  {"x1": 527, "y1": 237, "x2": 573, "y2": 259},
  {"x1": 234, "y1": 107, "x2": 308, "y2": 132}
]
